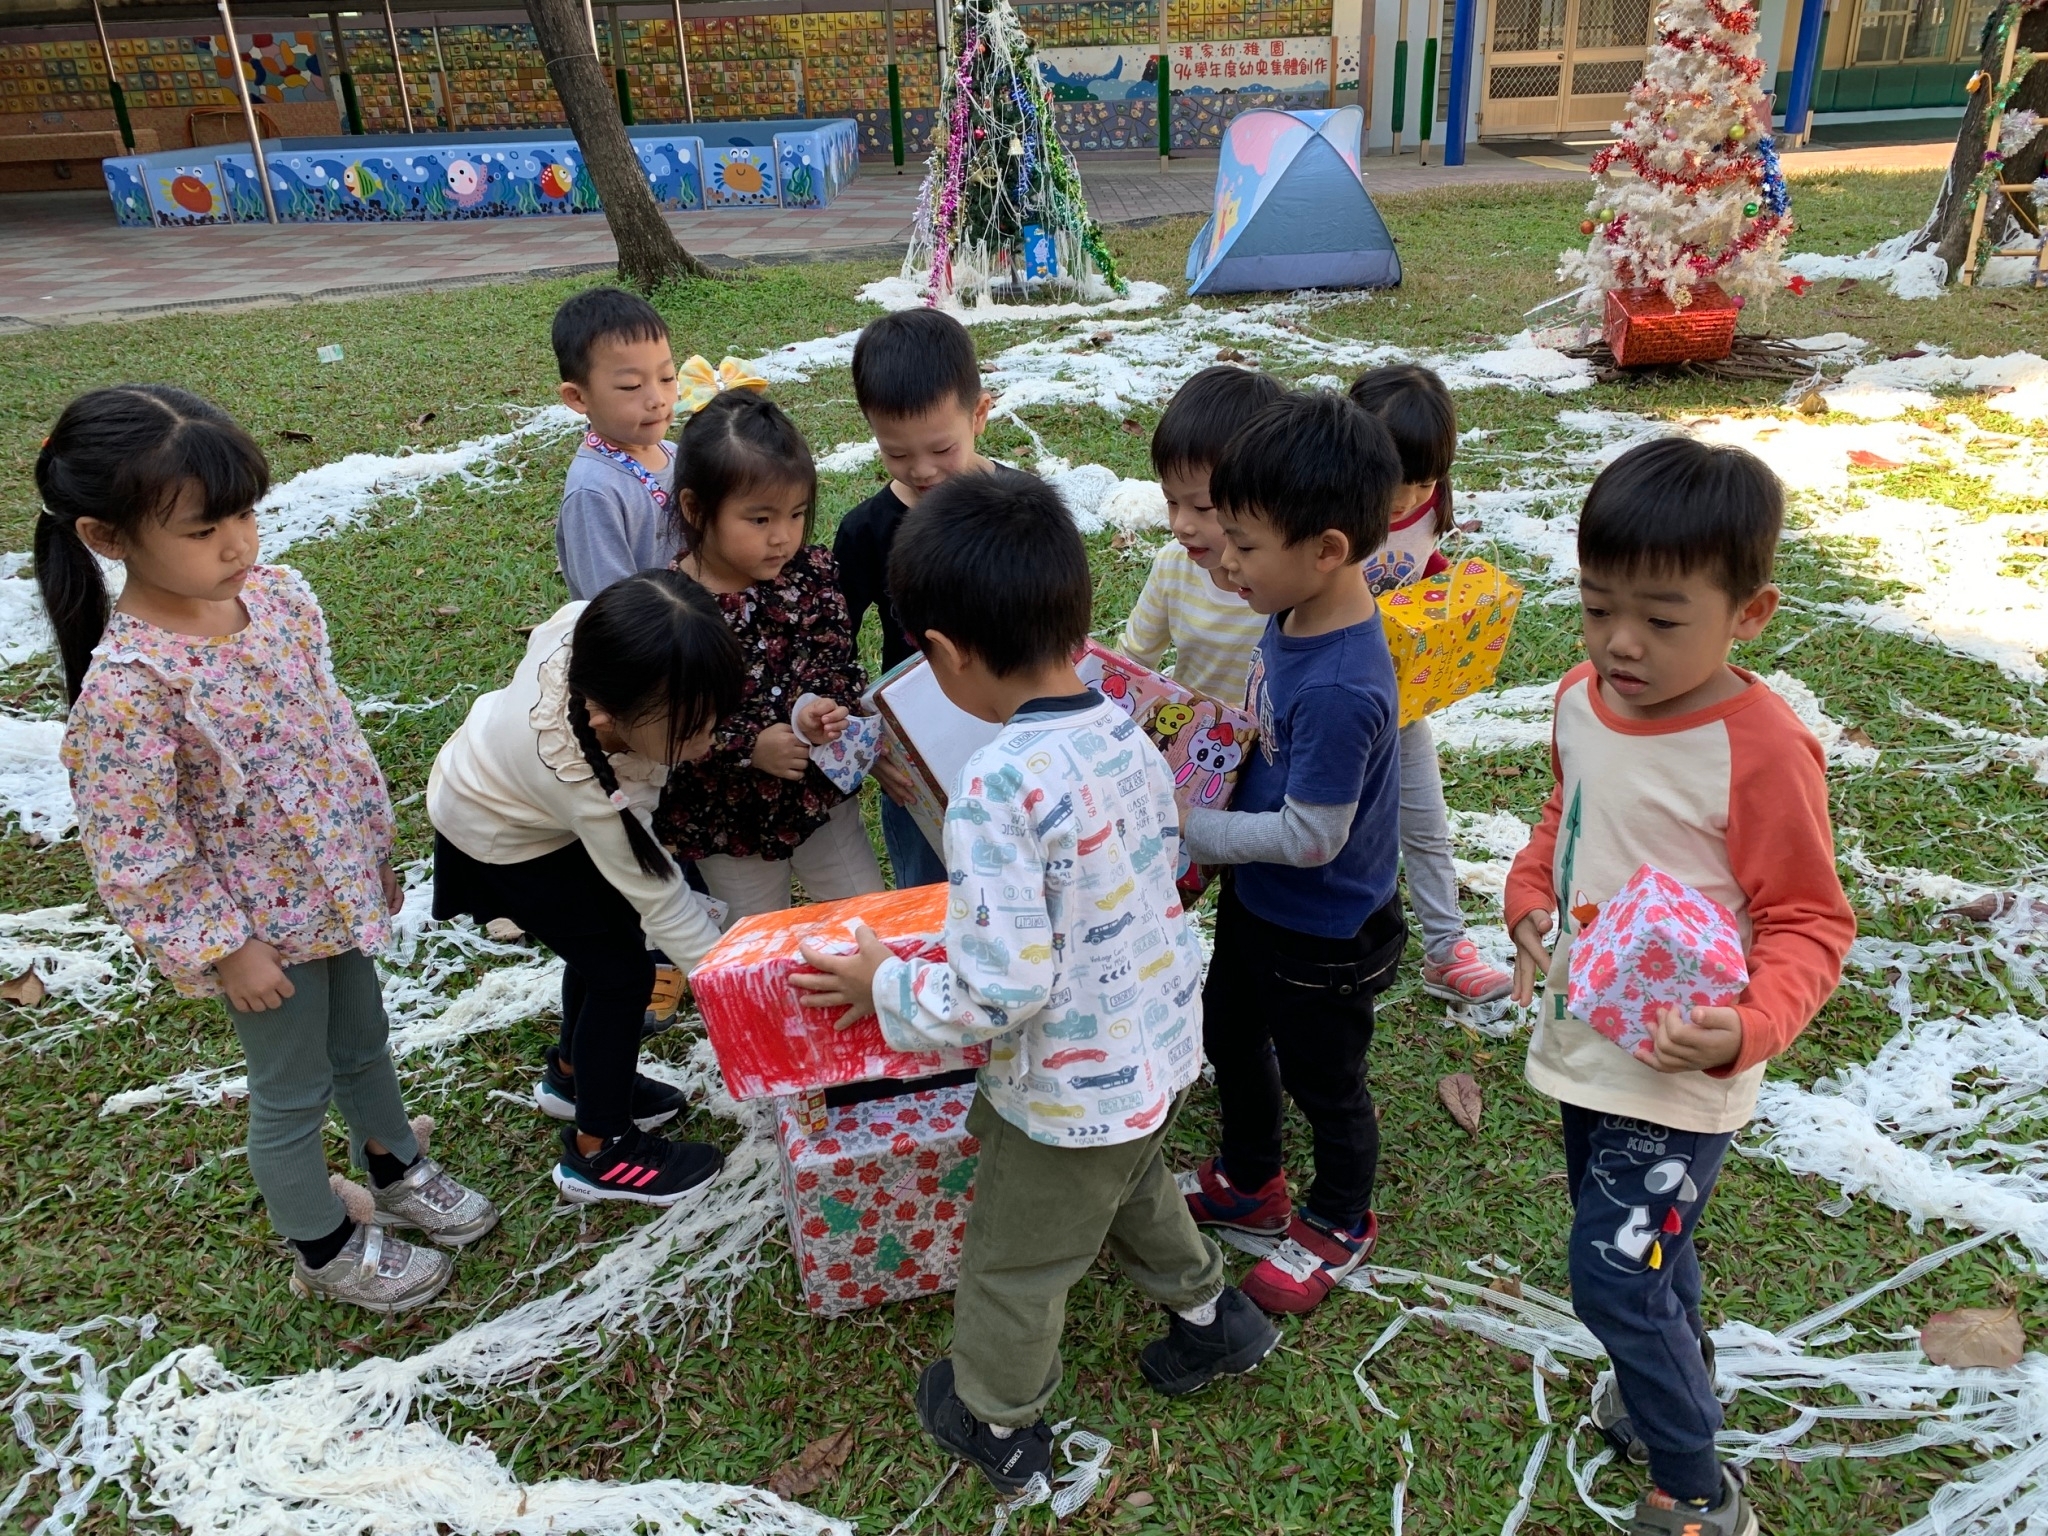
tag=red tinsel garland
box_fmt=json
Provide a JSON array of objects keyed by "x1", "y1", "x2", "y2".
[
  {"x1": 1699, "y1": 0, "x2": 1759, "y2": 33},
  {"x1": 1656, "y1": 28, "x2": 1766, "y2": 79},
  {"x1": 1592, "y1": 136, "x2": 1766, "y2": 192}
]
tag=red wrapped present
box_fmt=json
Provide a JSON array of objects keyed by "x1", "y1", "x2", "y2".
[
  {"x1": 690, "y1": 884, "x2": 988, "y2": 1101},
  {"x1": 1566, "y1": 864, "x2": 1750, "y2": 1062},
  {"x1": 775, "y1": 1078, "x2": 981, "y2": 1316},
  {"x1": 1603, "y1": 283, "x2": 1740, "y2": 367}
]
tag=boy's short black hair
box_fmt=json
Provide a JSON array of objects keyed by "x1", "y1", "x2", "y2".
[
  {"x1": 852, "y1": 308, "x2": 983, "y2": 419},
  {"x1": 1152, "y1": 365, "x2": 1286, "y2": 481},
  {"x1": 1209, "y1": 391, "x2": 1400, "y2": 562},
  {"x1": 888, "y1": 468, "x2": 1091, "y2": 678},
  {"x1": 1579, "y1": 436, "x2": 1784, "y2": 599},
  {"x1": 553, "y1": 286, "x2": 669, "y2": 384}
]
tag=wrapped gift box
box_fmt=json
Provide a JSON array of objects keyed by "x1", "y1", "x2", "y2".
[
  {"x1": 776, "y1": 1076, "x2": 980, "y2": 1316},
  {"x1": 1566, "y1": 864, "x2": 1750, "y2": 1062},
  {"x1": 1378, "y1": 558, "x2": 1523, "y2": 728},
  {"x1": 1603, "y1": 282, "x2": 1740, "y2": 368},
  {"x1": 691, "y1": 884, "x2": 987, "y2": 1100},
  {"x1": 864, "y1": 655, "x2": 1005, "y2": 855},
  {"x1": 1073, "y1": 640, "x2": 1258, "y2": 814}
]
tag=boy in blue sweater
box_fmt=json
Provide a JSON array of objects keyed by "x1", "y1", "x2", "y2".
[{"x1": 1179, "y1": 390, "x2": 1409, "y2": 1315}]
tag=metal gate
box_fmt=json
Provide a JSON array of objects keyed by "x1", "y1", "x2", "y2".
[{"x1": 1481, "y1": 0, "x2": 1653, "y2": 136}]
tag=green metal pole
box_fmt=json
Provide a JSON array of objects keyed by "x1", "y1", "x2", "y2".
[
  {"x1": 1418, "y1": 33, "x2": 1437, "y2": 148},
  {"x1": 90, "y1": 0, "x2": 135, "y2": 149},
  {"x1": 1391, "y1": 38, "x2": 1408, "y2": 138},
  {"x1": 329, "y1": 11, "x2": 364, "y2": 134},
  {"x1": 886, "y1": 0, "x2": 904, "y2": 169},
  {"x1": 609, "y1": 5, "x2": 634, "y2": 125}
]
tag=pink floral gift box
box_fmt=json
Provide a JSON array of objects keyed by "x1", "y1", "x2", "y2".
[{"x1": 1566, "y1": 864, "x2": 1750, "y2": 1061}]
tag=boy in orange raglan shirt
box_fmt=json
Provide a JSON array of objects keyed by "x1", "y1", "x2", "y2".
[{"x1": 1505, "y1": 437, "x2": 1855, "y2": 1536}]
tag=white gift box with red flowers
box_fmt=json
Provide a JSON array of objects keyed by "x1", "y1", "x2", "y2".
[{"x1": 1566, "y1": 864, "x2": 1750, "y2": 1062}]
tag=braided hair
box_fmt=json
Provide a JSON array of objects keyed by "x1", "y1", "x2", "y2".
[
  {"x1": 35, "y1": 385, "x2": 269, "y2": 702},
  {"x1": 563, "y1": 569, "x2": 743, "y2": 879}
]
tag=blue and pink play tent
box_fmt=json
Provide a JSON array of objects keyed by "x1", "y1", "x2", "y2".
[{"x1": 1186, "y1": 106, "x2": 1402, "y2": 296}]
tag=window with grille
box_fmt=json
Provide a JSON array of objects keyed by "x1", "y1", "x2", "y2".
[
  {"x1": 1489, "y1": 62, "x2": 1563, "y2": 98},
  {"x1": 1575, "y1": 0, "x2": 1652, "y2": 49},
  {"x1": 1852, "y1": 0, "x2": 1995, "y2": 62},
  {"x1": 1490, "y1": 0, "x2": 1567, "y2": 53}
]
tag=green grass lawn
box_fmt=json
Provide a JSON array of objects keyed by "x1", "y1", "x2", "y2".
[{"x1": 4, "y1": 169, "x2": 2047, "y2": 1535}]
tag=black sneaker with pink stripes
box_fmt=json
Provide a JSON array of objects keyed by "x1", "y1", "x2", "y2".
[{"x1": 551, "y1": 1125, "x2": 722, "y2": 1206}]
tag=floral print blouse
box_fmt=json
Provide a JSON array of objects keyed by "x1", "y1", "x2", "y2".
[
  {"x1": 655, "y1": 544, "x2": 866, "y2": 862},
  {"x1": 61, "y1": 566, "x2": 395, "y2": 997}
]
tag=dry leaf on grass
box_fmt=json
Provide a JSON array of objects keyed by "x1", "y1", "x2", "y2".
[
  {"x1": 1844, "y1": 726, "x2": 1876, "y2": 749},
  {"x1": 1848, "y1": 449, "x2": 1904, "y2": 470},
  {"x1": 1487, "y1": 1275, "x2": 1524, "y2": 1300},
  {"x1": 1124, "y1": 1490, "x2": 1156, "y2": 1509},
  {"x1": 484, "y1": 917, "x2": 527, "y2": 943},
  {"x1": 1921, "y1": 1306, "x2": 2024, "y2": 1369},
  {"x1": 1437, "y1": 1072, "x2": 1483, "y2": 1136},
  {"x1": 766, "y1": 1427, "x2": 854, "y2": 1501},
  {"x1": 0, "y1": 966, "x2": 46, "y2": 1007}
]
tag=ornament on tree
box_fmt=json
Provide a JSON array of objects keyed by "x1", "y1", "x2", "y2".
[
  {"x1": 1558, "y1": 0, "x2": 1793, "y2": 317},
  {"x1": 904, "y1": 0, "x2": 1125, "y2": 305}
]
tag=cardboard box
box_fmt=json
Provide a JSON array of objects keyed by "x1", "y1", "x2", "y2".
[
  {"x1": 1073, "y1": 640, "x2": 1258, "y2": 814},
  {"x1": 1377, "y1": 558, "x2": 1523, "y2": 728},
  {"x1": 775, "y1": 1073, "x2": 980, "y2": 1316},
  {"x1": 864, "y1": 655, "x2": 1005, "y2": 855},
  {"x1": 690, "y1": 884, "x2": 987, "y2": 1100},
  {"x1": 1566, "y1": 864, "x2": 1750, "y2": 1062}
]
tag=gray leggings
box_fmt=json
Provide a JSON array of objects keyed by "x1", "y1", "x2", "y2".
[
  {"x1": 1399, "y1": 716, "x2": 1468, "y2": 961},
  {"x1": 224, "y1": 949, "x2": 418, "y2": 1241}
]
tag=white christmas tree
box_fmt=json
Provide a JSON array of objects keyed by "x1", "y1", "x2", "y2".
[{"x1": 1560, "y1": 0, "x2": 1793, "y2": 307}]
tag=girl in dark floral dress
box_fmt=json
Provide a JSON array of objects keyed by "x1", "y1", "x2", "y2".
[{"x1": 654, "y1": 391, "x2": 884, "y2": 920}]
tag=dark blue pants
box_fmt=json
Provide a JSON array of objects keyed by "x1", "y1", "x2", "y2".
[
  {"x1": 880, "y1": 795, "x2": 948, "y2": 888},
  {"x1": 1563, "y1": 1104, "x2": 1734, "y2": 1503}
]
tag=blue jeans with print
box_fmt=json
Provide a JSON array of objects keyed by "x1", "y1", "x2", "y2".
[{"x1": 1562, "y1": 1104, "x2": 1734, "y2": 1503}]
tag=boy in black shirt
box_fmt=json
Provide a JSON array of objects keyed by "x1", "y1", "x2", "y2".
[{"x1": 834, "y1": 308, "x2": 997, "y2": 887}]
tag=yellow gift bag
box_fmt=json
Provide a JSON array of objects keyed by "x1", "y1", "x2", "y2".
[{"x1": 1377, "y1": 558, "x2": 1523, "y2": 728}]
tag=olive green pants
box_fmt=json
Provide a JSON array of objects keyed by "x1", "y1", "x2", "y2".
[{"x1": 951, "y1": 1091, "x2": 1225, "y2": 1426}]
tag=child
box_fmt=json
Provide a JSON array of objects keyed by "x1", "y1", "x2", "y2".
[
  {"x1": 653, "y1": 391, "x2": 884, "y2": 920},
  {"x1": 1506, "y1": 437, "x2": 1853, "y2": 1536},
  {"x1": 429, "y1": 570, "x2": 743, "y2": 1205},
  {"x1": 1177, "y1": 391, "x2": 1408, "y2": 1316},
  {"x1": 833, "y1": 307, "x2": 996, "y2": 890},
  {"x1": 43, "y1": 385, "x2": 498, "y2": 1314},
  {"x1": 554, "y1": 287, "x2": 683, "y2": 600},
  {"x1": 796, "y1": 470, "x2": 1278, "y2": 1493},
  {"x1": 1119, "y1": 365, "x2": 1283, "y2": 702},
  {"x1": 1349, "y1": 365, "x2": 1513, "y2": 1005}
]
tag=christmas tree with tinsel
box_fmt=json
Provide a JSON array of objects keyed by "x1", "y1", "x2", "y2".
[
  {"x1": 905, "y1": 0, "x2": 1125, "y2": 304},
  {"x1": 1559, "y1": 0, "x2": 1793, "y2": 308}
]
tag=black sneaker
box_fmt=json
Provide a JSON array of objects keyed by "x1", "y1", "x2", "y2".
[
  {"x1": 551, "y1": 1125, "x2": 722, "y2": 1206},
  {"x1": 914, "y1": 1358, "x2": 1052, "y2": 1495},
  {"x1": 1138, "y1": 1285, "x2": 1282, "y2": 1396},
  {"x1": 1593, "y1": 1334, "x2": 1717, "y2": 1466},
  {"x1": 532, "y1": 1046, "x2": 685, "y2": 1131}
]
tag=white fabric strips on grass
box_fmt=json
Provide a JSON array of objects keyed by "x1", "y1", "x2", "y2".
[
  {"x1": 14, "y1": 1043, "x2": 826, "y2": 1536},
  {"x1": 0, "y1": 712, "x2": 70, "y2": 842},
  {"x1": 0, "y1": 905, "x2": 155, "y2": 1048}
]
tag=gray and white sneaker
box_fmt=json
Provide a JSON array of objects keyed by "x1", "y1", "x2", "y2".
[
  {"x1": 289, "y1": 1222, "x2": 453, "y2": 1314},
  {"x1": 371, "y1": 1156, "x2": 499, "y2": 1247}
]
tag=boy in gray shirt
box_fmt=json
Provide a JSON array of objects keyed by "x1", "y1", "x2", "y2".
[{"x1": 552, "y1": 288, "x2": 684, "y2": 599}]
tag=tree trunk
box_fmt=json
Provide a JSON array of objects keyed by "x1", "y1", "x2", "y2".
[
  {"x1": 525, "y1": 0, "x2": 711, "y2": 290},
  {"x1": 1915, "y1": 0, "x2": 2048, "y2": 278}
]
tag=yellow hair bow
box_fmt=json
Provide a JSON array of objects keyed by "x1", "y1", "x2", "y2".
[{"x1": 678, "y1": 354, "x2": 769, "y2": 416}]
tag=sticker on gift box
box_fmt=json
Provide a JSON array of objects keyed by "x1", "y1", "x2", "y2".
[
  {"x1": 812, "y1": 710, "x2": 883, "y2": 793},
  {"x1": 1565, "y1": 864, "x2": 1750, "y2": 1062}
]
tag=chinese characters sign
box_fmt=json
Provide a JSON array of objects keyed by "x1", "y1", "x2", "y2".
[{"x1": 1170, "y1": 35, "x2": 1331, "y2": 89}]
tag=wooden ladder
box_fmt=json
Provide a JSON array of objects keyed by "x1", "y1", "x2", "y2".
[{"x1": 1961, "y1": 16, "x2": 2047, "y2": 287}]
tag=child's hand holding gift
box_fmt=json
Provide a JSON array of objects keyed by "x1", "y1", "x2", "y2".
[
  {"x1": 1645, "y1": 1005, "x2": 1743, "y2": 1073},
  {"x1": 794, "y1": 693, "x2": 849, "y2": 745},
  {"x1": 752, "y1": 723, "x2": 812, "y2": 781},
  {"x1": 793, "y1": 922, "x2": 891, "y2": 1029}
]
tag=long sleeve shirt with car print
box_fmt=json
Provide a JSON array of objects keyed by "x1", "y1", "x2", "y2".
[{"x1": 872, "y1": 693, "x2": 1207, "y2": 1147}]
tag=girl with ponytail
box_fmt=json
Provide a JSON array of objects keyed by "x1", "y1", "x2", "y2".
[
  {"x1": 44, "y1": 385, "x2": 498, "y2": 1316},
  {"x1": 428, "y1": 568, "x2": 744, "y2": 1206}
]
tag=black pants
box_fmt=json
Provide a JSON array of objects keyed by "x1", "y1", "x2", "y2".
[
  {"x1": 1199, "y1": 881, "x2": 1405, "y2": 1227},
  {"x1": 1563, "y1": 1104, "x2": 1734, "y2": 1503},
  {"x1": 433, "y1": 833, "x2": 653, "y2": 1139}
]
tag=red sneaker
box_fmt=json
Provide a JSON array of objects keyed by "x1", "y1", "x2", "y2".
[
  {"x1": 1241, "y1": 1210, "x2": 1377, "y2": 1314},
  {"x1": 1175, "y1": 1157, "x2": 1291, "y2": 1237}
]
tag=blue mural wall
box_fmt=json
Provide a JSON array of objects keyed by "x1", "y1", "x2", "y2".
[{"x1": 103, "y1": 118, "x2": 858, "y2": 227}]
